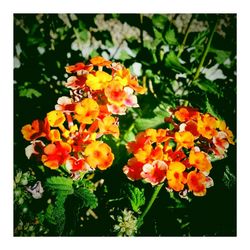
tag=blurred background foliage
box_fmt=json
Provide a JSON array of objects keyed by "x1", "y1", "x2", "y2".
[{"x1": 14, "y1": 14, "x2": 236, "y2": 236}]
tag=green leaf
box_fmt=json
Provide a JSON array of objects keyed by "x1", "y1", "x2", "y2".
[
  {"x1": 45, "y1": 193, "x2": 67, "y2": 235},
  {"x1": 135, "y1": 116, "x2": 165, "y2": 131},
  {"x1": 165, "y1": 51, "x2": 191, "y2": 74},
  {"x1": 205, "y1": 96, "x2": 223, "y2": 120},
  {"x1": 74, "y1": 187, "x2": 98, "y2": 209},
  {"x1": 191, "y1": 30, "x2": 209, "y2": 47},
  {"x1": 45, "y1": 176, "x2": 74, "y2": 195},
  {"x1": 79, "y1": 29, "x2": 89, "y2": 42},
  {"x1": 152, "y1": 14, "x2": 169, "y2": 30},
  {"x1": 128, "y1": 185, "x2": 145, "y2": 213},
  {"x1": 164, "y1": 29, "x2": 178, "y2": 45},
  {"x1": 193, "y1": 79, "x2": 220, "y2": 96},
  {"x1": 209, "y1": 47, "x2": 231, "y2": 65},
  {"x1": 222, "y1": 166, "x2": 236, "y2": 189},
  {"x1": 19, "y1": 87, "x2": 42, "y2": 98},
  {"x1": 153, "y1": 103, "x2": 170, "y2": 117}
]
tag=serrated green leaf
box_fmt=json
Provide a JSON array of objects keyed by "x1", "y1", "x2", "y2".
[
  {"x1": 45, "y1": 176, "x2": 74, "y2": 195},
  {"x1": 45, "y1": 193, "x2": 67, "y2": 235},
  {"x1": 74, "y1": 187, "x2": 98, "y2": 209},
  {"x1": 128, "y1": 185, "x2": 145, "y2": 213},
  {"x1": 165, "y1": 51, "x2": 191, "y2": 74},
  {"x1": 165, "y1": 29, "x2": 178, "y2": 45}
]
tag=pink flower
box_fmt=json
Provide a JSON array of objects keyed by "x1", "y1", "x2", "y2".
[{"x1": 141, "y1": 160, "x2": 168, "y2": 186}]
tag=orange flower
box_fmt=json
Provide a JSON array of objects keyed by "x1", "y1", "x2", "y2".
[
  {"x1": 104, "y1": 80, "x2": 127, "y2": 105},
  {"x1": 90, "y1": 56, "x2": 112, "y2": 67},
  {"x1": 123, "y1": 157, "x2": 144, "y2": 181},
  {"x1": 174, "y1": 107, "x2": 199, "y2": 122},
  {"x1": 145, "y1": 128, "x2": 157, "y2": 142},
  {"x1": 217, "y1": 120, "x2": 235, "y2": 145},
  {"x1": 141, "y1": 160, "x2": 168, "y2": 186},
  {"x1": 126, "y1": 132, "x2": 149, "y2": 154},
  {"x1": 175, "y1": 131, "x2": 194, "y2": 150},
  {"x1": 187, "y1": 171, "x2": 207, "y2": 196},
  {"x1": 128, "y1": 78, "x2": 147, "y2": 94},
  {"x1": 98, "y1": 116, "x2": 120, "y2": 138},
  {"x1": 189, "y1": 149, "x2": 212, "y2": 173},
  {"x1": 86, "y1": 71, "x2": 112, "y2": 90},
  {"x1": 65, "y1": 62, "x2": 93, "y2": 74},
  {"x1": 134, "y1": 144, "x2": 152, "y2": 163},
  {"x1": 49, "y1": 129, "x2": 61, "y2": 143},
  {"x1": 182, "y1": 120, "x2": 200, "y2": 137},
  {"x1": 74, "y1": 98, "x2": 99, "y2": 124},
  {"x1": 41, "y1": 141, "x2": 71, "y2": 169},
  {"x1": 21, "y1": 118, "x2": 50, "y2": 141},
  {"x1": 84, "y1": 141, "x2": 114, "y2": 170},
  {"x1": 197, "y1": 114, "x2": 217, "y2": 139},
  {"x1": 166, "y1": 162, "x2": 187, "y2": 192}
]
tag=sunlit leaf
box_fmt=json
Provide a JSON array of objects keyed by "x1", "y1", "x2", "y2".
[{"x1": 165, "y1": 51, "x2": 191, "y2": 74}]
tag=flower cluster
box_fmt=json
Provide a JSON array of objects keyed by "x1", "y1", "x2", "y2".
[
  {"x1": 21, "y1": 56, "x2": 146, "y2": 174},
  {"x1": 123, "y1": 106, "x2": 235, "y2": 197}
]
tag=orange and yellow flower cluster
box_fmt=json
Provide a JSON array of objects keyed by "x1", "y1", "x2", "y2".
[
  {"x1": 21, "y1": 56, "x2": 146, "y2": 174},
  {"x1": 123, "y1": 106, "x2": 234, "y2": 197}
]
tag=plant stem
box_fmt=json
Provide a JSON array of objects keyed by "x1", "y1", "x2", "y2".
[
  {"x1": 140, "y1": 14, "x2": 144, "y2": 48},
  {"x1": 177, "y1": 15, "x2": 194, "y2": 58},
  {"x1": 193, "y1": 19, "x2": 218, "y2": 81},
  {"x1": 137, "y1": 183, "x2": 164, "y2": 230}
]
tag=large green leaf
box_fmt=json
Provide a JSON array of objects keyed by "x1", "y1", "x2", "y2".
[
  {"x1": 45, "y1": 176, "x2": 74, "y2": 195},
  {"x1": 165, "y1": 29, "x2": 178, "y2": 46},
  {"x1": 165, "y1": 51, "x2": 191, "y2": 74},
  {"x1": 74, "y1": 187, "x2": 98, "y2": 209}
]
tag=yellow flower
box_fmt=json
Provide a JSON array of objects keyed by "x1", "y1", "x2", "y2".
[
  {"x1": 47, "y1": 110, "x2": 65, "y2": 127},
  {"x1": 74, "y1": 98, "x2": 99, "y2": 124},
  {"x1": 166, "y1": 162, "x2": 186, "y2": 192},
  {"x1": 86, "y1": 71, "x2": 112, "y2": 90},
  {"x1": 84, "y1": 141, "x2": 114, "y2": 170},
  {"x1": 175, "y1": 131, "x2": 194, "y2": 150},
  {"x1": 217, "y1": 120, "x2": 235, "y2": 145}
]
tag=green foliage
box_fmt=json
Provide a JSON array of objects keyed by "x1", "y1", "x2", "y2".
[
  {"x1": 45, "y1": 176, "x2": 74, "y2": 195},
  {"x1": 164, "y1": 51, "x2": 191, "y2": 74},
  {"x1": 128, "y1": 185, "x2": 145, "y2": 213},
  {"x1": 222, "y1": 166, "x2": 236, "y2": 189},
  {"x1": 74, "y1": 187, "x2": 98, "y2": 209},
  {"x1": 45, "y1": 193, "x2": 67, "y2": 235}
]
